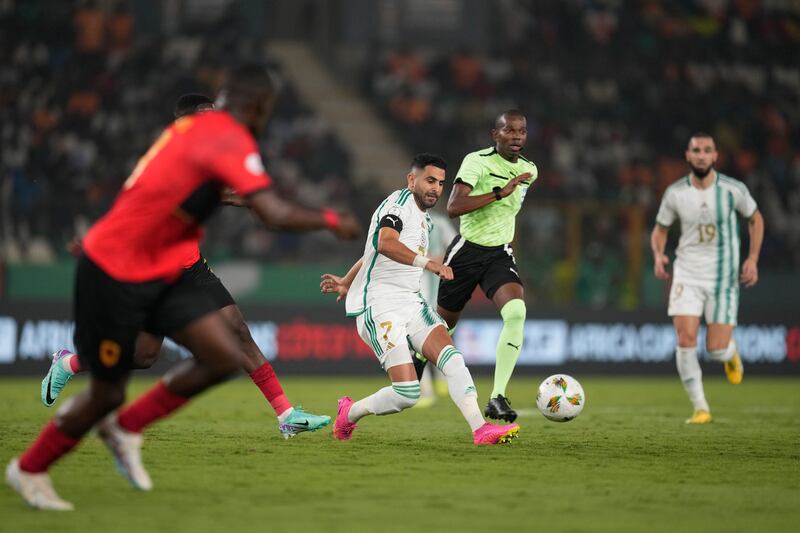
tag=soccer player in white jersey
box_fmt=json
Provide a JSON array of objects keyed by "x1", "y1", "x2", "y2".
[
  {"x1": 320, "y1": 154, "x2": 520, "y2": 445},
  {"x1": 651, "y1": 133, "x2": 764, "y2": 424}
]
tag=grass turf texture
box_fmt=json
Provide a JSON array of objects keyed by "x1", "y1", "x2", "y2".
[{"x1": 1, "y1": 376, "x2": 798, "y2": 533}]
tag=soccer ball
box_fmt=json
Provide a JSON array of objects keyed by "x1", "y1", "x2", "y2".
[{"x1": 536, "y1": 374, "x2": 585, "y2": 422}]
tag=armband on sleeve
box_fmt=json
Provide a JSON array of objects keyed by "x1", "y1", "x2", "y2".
[{"x1": 379, "y1": 214, "x2": 403, "y2": 233}]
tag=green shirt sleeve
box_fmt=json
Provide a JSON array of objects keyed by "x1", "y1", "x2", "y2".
[{"x1": 454, "y1": 152, "x2": 483, "y2": 189}]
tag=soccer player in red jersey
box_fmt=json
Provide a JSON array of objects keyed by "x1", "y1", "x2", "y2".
[
  {"x1": 6, "y1": 65, "x2": 359, "y2": 510},
  {"x1": 43, "y1": 94, "x2": 332, "y2": 440}
]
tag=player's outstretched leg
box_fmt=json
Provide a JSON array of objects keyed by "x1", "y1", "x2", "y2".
[
  {"x1": 333, "y1": 380, "x2": 420, "y2": 441},
  {"x1": 431, "y1": 343, "x2": 520, "y2": 445},
  {"x1": 221, "y1": 304, "x2": 331, "y2": 438},
  {"x1": 41, "y1": 349, "x2": 80, "y2": 407},
  {"x1": 487, "y1": 299, "x2": 526, "y2": 423}
]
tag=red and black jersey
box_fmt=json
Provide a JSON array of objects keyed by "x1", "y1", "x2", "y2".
[{"x1": 83, "y1": 111, "x2": 271, "y2": 282}]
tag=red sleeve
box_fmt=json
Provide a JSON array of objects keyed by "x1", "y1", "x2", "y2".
[{"x1": 199, "y1": 124, "x2": 272, "y2": 195}]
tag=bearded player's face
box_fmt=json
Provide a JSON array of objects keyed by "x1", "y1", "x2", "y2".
[
  {"x1": 685, "y1": 137, "x2": 717, "y2": 178},
  {"x1": 409, "y1": 165, "x2": 446, "y2": 209}
]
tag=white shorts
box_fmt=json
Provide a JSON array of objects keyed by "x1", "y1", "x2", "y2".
[
  {"x1": 356, "y1": 300, "x2": 446, "y2": 370},
  {"x1": 668, "y1": 280, "x2": 739, "y2": 325}
]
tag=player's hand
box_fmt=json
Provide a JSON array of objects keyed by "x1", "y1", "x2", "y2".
[
  {"x1": 331, "y1": 211, "x2": 360, "y2": 240},
  {"x1": 222, "y1": 187, "x2": 247, "y2": 207},
  {"x1": 425, "y1": 260, "x2": 454, "y2": 281},
  {"x1": 740, "y1": 257, "x2": 759, "y2": 288},
  {"x1": 654, "y1": 253, "x2": 670, "y2": 280},
  {"x1": 66, "y1": 237, "x2": 83, "y2": 257},
  {"x1": 500, "y1": 172, "x2": 532, "y2": 198},
  {"x1": 320, "y1": 273, "x2": 348, "y2": 302}
]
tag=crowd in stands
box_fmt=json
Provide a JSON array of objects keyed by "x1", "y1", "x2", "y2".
[
  {"x1": 0, "y1": 0, "x2": 355, "y2": 263},
  {"x1": 364, "y1": 0, "x2": 800, "y2": 307}
]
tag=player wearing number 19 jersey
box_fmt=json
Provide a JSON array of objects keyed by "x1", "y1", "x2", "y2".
[{"x1": 651, "y1": 133, "x2": 764, "y2": 424}]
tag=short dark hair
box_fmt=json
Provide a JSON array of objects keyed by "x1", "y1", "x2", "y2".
[
  {"x1": 688, "y1": 131, "x2": 715, "y2": 148},
  {"x1": 495, "y1": 109, "x2": 526, "y2": 128},
  {"x1": 411, "y1": 153, "x2": 447, "y2": 171},
  {"x1": 174, "y1": 94, "x2": 214, "y2": 118}
]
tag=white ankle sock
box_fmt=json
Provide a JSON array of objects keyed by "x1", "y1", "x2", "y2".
[
  {"x1": 437, "y1": 346, "x2": 484, "y2": 431},
  {"x1": 676, "y1": 346, "x2": 710, "y2": 412},
  {"x1": 348, "y1": 381, "x2": 420, "y2": 423}
]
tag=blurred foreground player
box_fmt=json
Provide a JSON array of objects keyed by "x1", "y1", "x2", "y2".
[
  {"x1": 42, "y1": 94, "x2": 332, "y2": 440},
  {"x1": 321, "y1": 154, "x2": 520, "y2": 445},
  {"x1": 6, "y1": 65, "x2": 359, "y2": 510},
  {"x1": 651, "y1": 133, "x2": 763, "y2": 424}
]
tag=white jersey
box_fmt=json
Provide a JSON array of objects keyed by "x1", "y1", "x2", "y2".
[
  {"x1": 346, "y1": 189, "x2": 432, "y2": 316},
  {"x1": 655, "y1": 172, "x2": 757, "y2": 286},
  {"x1": 420, "y1": 211, "x2": 458, "y2": 304}
]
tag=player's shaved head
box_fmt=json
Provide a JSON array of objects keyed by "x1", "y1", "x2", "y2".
[
  {"x1": 174, "y1": 93, "x2": 215, "y2": 119},
  {"x1": 223, "y1": 63, "x2": 277, "y2": 101},
  {"x1": 219, "y1": 63, "x2": 278, "y2": 135},
  {"x1": 495, "y1": 109, "x2": 526, "y2": 129}
]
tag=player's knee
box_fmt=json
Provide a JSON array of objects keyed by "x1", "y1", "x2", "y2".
[
  {"x1": 677, "y1": 331, "x2": 697, "y2": 348},
  {"x1": 500, "y1": 299, "x2": 526, "y2": 324}
]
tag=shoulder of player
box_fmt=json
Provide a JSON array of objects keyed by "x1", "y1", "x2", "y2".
[
  {"x1": 716, "y1": 173, "x2": 749, "y2": 195},
  {"x1": 518, "y1": 155, "x2": 538, "y2": 176},
  {"x1": 664, "y1": 176, "x2": 692, "y2": 195},
  {"x1": 459, "y1": 147, "x2": 496, "y2": 165},
  {"x1": 378, "y1": 189, "x2": 413, "y2": 217}
]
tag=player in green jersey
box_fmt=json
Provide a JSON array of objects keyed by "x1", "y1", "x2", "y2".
[{"x1": 420, "y1": 109, "x2": 538, "y2": 422}]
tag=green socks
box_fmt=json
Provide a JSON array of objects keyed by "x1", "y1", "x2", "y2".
[{"x1": 491, "y1": 299, "x2": 526, "y2": 397}]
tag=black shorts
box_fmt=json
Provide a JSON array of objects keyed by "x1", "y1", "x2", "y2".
[
  {"x1": 437, "y1": 236, "x2": 522, "y2": 312},
  {"x1": 143, "y1": 257, "x2": 235, "y2": 336},
  {"x1": 73, "y1": 255, "x2": 231, "y2": 381}
]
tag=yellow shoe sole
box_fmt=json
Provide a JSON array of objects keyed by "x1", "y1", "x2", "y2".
[{"x1": 685, "y1": 410, "x2": 713, "y2": 424}]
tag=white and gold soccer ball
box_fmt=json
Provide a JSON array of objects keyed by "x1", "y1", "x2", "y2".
[{"x1": 536, "y1": 374, "x2": 585, "y2": 422}]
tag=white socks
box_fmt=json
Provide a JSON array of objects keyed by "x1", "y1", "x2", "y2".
[
  {"x1": 437, "y1": 346, "x2": 484, "y2": 431},
  {"x1": 676, "y1": 346, "x2": 710, "y2": 412},
  {"x1": 708, "y1": 339, "x2": 736, "y2": 363},
  {"x1": 348, "y1": 381, "x2": 420, "y2": 422}
]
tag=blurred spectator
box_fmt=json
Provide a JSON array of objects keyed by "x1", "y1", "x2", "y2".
[
  {"x1": 0, "y1": 0, "x2": 355, "y2": 263},
  {"x1": 363, "y1": 0, "x2": 800, "y2": 286}
]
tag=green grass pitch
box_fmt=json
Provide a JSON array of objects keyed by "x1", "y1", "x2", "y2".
[{"x1": 1, "y1": 375, "x2": 798, "y2": 532}]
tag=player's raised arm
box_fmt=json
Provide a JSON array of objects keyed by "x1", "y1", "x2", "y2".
[
  {"x1": 377, "y1": 226, "x2": 453, "y2": 280},
  {"x1": 247, "y1": 189, "x2": 359, "y2": 239}
]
